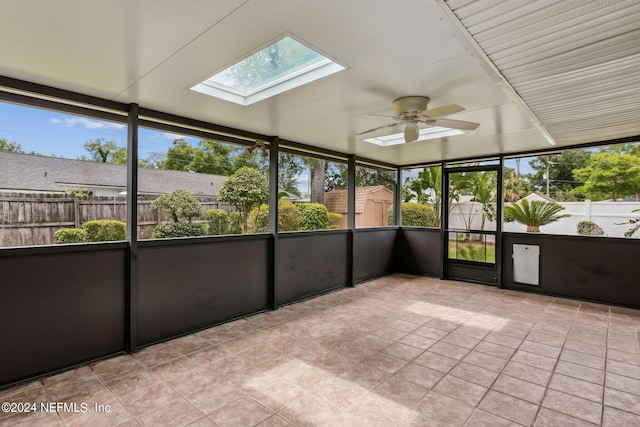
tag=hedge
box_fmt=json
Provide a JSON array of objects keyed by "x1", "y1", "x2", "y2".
[
  {"x1": 388, "y1": 203, "x2": 437, "y2": 227},
  {"x1": 53, "y1": 228, "x2": 87, "y2": 244},
  {"x1": 83, "y1": 220, "x2": 126, "y2": 242},
  {"x1": 151, "y1": 222, "x2": 207, "y2": 239}
]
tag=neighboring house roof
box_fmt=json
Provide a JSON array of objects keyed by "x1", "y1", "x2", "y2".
[
  {"x1": 324, "y1": 186, "x2": 393, "y2": 214},
  {"x1": 522, "y1": 192, "x2": 557, "y2": 203},
  {"x1": 0, "y1": 151, "x2": 227, "y2": 196}
]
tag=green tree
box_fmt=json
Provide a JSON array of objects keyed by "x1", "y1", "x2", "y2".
[
  {"x1": 218, "y1": 166, "x2": 269, "y2": 232},
  {"x1": 504, "y1": 199, "x2": 570, "y2": 232},
  {"x1": 150, "y1": 189, "x2": 204, "y2": 223},
  {"x1": 0, "y1": 137, "x2": 25, "y2": 153},
  {"x1": 571, "y1": 152, "x2": 640, "y2": 201},
  {"x1": 503, "y1": 167, "x2": 533, "y2": 202},
  {"x1": 469, "y1": 171, "x2": 497, "y2": 231},
  {"x1": 278, "y1": 153, "x2": 304, "y2": 197},
  {"x1": 528, "y1": 151, "x2": 591, "y2": 197},
  {"x1": 161, "y1": 139, "x2": 234, "y2": 175},
  {"x1": 80, "y1": 138, "x2": 127, "y2": 164},
  {"x1": 325, "y1": 164, "x2": 395, "y2": 192}
]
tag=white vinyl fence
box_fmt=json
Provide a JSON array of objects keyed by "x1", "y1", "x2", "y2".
[{"x1": 447, "y1": 200, "x2": 640, "y2": 238}]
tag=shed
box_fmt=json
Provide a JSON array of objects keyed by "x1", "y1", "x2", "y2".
[{"x1": 324, "y1": 186, "x2": 393, "y2": 228}]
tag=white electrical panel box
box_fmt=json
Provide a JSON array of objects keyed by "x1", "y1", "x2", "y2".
[{"x1": 513, "y1": 244, "x2": 540, "y2": 286}]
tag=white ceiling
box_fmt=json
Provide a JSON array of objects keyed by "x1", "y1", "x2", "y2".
[{"x1": 0, "y1": 0, "x2": 638, "y2": 166}]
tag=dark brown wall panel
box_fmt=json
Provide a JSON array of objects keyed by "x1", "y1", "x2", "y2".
[
  {"x1": 0, "y1": 245, "x2": 127, "y2": 387},
  {"x1": 503, "y1": 233, "x2": 640, "y2": 308},
  {"x1": 277, "y1": 231, "x2": 348, "y2": 305},
  {"x1": 396, "y1": 228, "x2": 441, "y2": 276},
  {"x1": 137, "y1": 237, "x2": 271, "y2": 345},
  {"x1": 353, "y1": 228, "x2": 397, "y2": 283}
]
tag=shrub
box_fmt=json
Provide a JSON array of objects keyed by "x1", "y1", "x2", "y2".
[
  {"x1": 54, "y1": 228, "x2": 86, "y2": 244},
  {"x1": 83, "y1": 220, "x2": 126, "y2": 242},
  {"x1": 248, "y1": 201, "x2": 302, "y2": 232},
  {"x1": 388, "y1": 203, "x2": 437, "y2": 227},
  {"x1": 576, "y1": 220, "x2": 604, "y2": 236},
  {"x1": 229, "y1": 211, "x2": 243, "y2": 234},
  {"x1": 504, "y1": 199, "x2": 569, "y2": 232},
  {"x1": 206, "y1": 209, "x2": 230, "y2": 235},
  {"x1": 249, "y1": 205, "x2": 269, "y2": 233},
  {"x1": 328, "y1": 212, "x2": 343, "y2": 227},
  {"x1": 151, "y1": 189, "x2": 203, "y2": 223},
  {"x1": 296, "y1": 203, "x2": 330, "y2": 230},
  {"x1": 279, "y1": 201, "x2": 301, "y2": 231},
  {"x1": 218, "y1": 167, "x2": 268, "y2": 232},
  {"x1": 151, "y1": 222, "x2": 207, "y2": 239}
]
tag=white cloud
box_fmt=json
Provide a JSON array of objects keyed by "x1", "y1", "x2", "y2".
[
  {"x1": 49, "y1": 117, "x2": 125, "y2": 130},
  {"x1": 162, "y1": 132, "x2": 188, "y2": 140}
]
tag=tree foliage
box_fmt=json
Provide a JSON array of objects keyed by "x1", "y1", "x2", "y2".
[
  {"x1": 150, "y1": 189, "x2": 204, "y2": 223},
  {"x1": 571, "y1": 152, "x2": 640, "y2": 201},
  {"x1": 80, "y1": 138, "x2": 127, "y2": 164},
  {"x1": 616, "y1": 208, "x2": 640, "y2": 238},
  {"x1": 0, "y1": 137, "x2": 25, "y2": 153},
  {"x1": 503, "y1": 168, "x2": 533, "y2": 202},
  {"x1": 278, "y1": 153, "x2": 304, "y2": 197},
  {"x1": 161, "y1": 139, "x2": 233, "y2": 174},
  {"x1": 504, "y1": 199, "x2": 570, "y2": 232},
  {"x1": 528, "y1": 151, "x2": 591, "y2": 197},
  {"x1": 218, "y1": 167, "x2": 269, "y2": 232}
]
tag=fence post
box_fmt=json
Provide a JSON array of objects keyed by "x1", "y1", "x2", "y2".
[{"x1": 73, "y1": 194, "x2": 80, "y2": 228}]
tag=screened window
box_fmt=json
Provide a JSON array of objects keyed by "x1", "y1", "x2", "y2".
[
  {"x1": 400, "y1": 166, "x2": 441, "y2": 228},
  {"x1": 137, "y1": 127, "x2": 269, "y2": 239},
  {"x1": 0, "y1": 100, "x2": 127, "y2": 247},
  {"x1": 503, "y1": 142, "x2": 640, "y2": 238},
  {"x1": 270, "y1": 152, "x2": 346, "y2": 232},
  {"x1": 354, "y1": 166, "x2": 396, "y2": 228}
]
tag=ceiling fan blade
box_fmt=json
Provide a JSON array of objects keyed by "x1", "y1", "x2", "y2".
[
  {"x1": 418, "y1": 104, "x2": 465, "y2": 118},
  {"x1": 423, "y1": 118, "x2": 480, "y2": 131},
  {"x1": 404, "y1": 125, "x2": 420, "y2": 143},
  {"x1": 356, "y1": 122, "x2": 399, "y2": 136},
  {"x1": 368, "y1": 114, "x2": 399, "y2": 118}
]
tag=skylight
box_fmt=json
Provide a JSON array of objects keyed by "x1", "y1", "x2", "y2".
[
  {"x1": 191, "y1": 36, "x2": 345, "y2": 106},
  {"x1": 364, "y1": 127, "x2": 464, "y2": 146}
]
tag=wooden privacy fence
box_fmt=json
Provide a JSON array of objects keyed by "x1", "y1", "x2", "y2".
[{"x1": 0, "y1": 192, "x2": 234, "y2": 247}]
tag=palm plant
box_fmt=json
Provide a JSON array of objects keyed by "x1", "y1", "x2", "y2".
[{"x1": 504, "y1": 199, "x2": 569, "y2": 232}]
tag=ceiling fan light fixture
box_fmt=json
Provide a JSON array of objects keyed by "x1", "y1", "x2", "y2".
[{"x1": 404, "y1": 122, "x2": 420, "y2": 143}]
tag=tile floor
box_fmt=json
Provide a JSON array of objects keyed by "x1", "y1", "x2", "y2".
[{"x1": 1, "y1": 274, "x2": 640, "y2": 427}]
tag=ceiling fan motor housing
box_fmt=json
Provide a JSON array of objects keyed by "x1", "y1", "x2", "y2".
[{"x1": 393, "y1": 96, "x2": 430, "y2": 117}]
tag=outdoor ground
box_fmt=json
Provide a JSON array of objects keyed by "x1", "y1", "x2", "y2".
[{"x1": 1, "y1": 275, "x2": 639, "y2": 426}]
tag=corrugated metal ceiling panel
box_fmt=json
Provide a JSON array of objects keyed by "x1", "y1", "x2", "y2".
[{"x1": 444, "y1": 0, "x2": 640, "y2": 145}]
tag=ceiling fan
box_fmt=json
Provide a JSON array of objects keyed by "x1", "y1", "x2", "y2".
[{"x1": 357, "y1": 96, "x2": 480, "y2": 143}]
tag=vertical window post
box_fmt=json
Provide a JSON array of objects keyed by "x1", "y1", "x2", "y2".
[
  {"x1": 126, "y1": 103, "x2": 139, "y2": 352},
  {"x1": 269, "y1": 137, "x2": 279, "y2": 308}
]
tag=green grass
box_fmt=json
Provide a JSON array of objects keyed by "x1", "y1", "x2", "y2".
[{"x1": 448, "y1": 240, "x2": 495, "y2": 264}]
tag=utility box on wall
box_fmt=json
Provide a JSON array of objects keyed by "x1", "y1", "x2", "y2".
[{"x1": 513, "y1": 244, "x2": 540, "y2": 286}]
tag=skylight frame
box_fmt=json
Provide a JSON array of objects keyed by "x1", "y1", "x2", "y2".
[
  {"x1": 191, "y1": 34, "x2": 346, "y2": 106},
  {"x1": 363, "y1": 127, "x2": 464, "y2": 146}
]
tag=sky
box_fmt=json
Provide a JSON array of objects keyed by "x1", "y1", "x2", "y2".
[
  {"x1": 2, "y1": 99, "x2": 537, "y2": 185},
  {"x1": 0, "y1": 101, "x2": 197, "y2": 161},
  {"x1": 0, "y1": 100, "x2": 314, "y2": 192}
]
